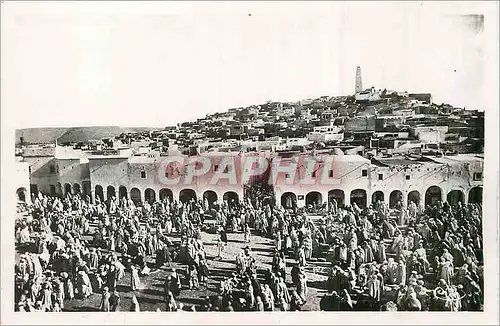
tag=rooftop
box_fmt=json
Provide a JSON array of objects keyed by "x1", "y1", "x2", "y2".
[
  {"x1": 426, "y1": 154, "x2": 484, "y2": 164},
  {"x1": 88, "y1": 155, "x2": 131, "y2": 160},
  {"x1": 372, "y1": 157, "x2": 422, "y2": 167}
]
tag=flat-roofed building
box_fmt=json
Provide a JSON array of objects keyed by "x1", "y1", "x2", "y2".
[
  {"x1": 276, "y1": 153, "x2": 483, "y2": 209},
  {"x1": 20, "y1": 145, "x2": 483, "y2": 211}
]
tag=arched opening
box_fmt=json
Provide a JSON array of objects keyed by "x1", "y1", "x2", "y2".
[
  {"x1": 64, "y1": 183, "x2": 72, "y2": 196},
  {"x1": 425, "y1": 186, "x2": 442, "y2": 207},
  {"x1": 73, "y1": 183, "x2": 81, "y2": 195},
  {"x1": 95, "y1": 185, "x2": 104, "y2": 202},
  {"x1": 16, "y1": 187, "x2": 27, "y2": 202},
  {"x1": 119, "y1": 186, "x2": 128, "y2": 200},
  {"x1": 130, "y1": 188, "x2": 142, "y2": 205},
  {"x1": 107, "y1": 186, "x2": 116, "y2": 201},
  {"x1": 328, "y1": 189, "x2": 345, "y2": 207},
  {"x1": 306, "y1": 191, "x2": 322, "y2": 207},
  {"x1": 180, "y1": 189, "x2": 197, "y2": 203},
  {"x1": 30, "y1": 184, "x2": 38, "y2": 197},
  {"x1": 389, "y1": 190, "x2": 403, "y2": 209},
  {"x1": 30, "y1": 184, "x2": 38, "y2": 198},
  {"x1": 281, "y1": 192, "x2": 297, "y2": 209},
  {"x1": 145, "y1": 188, "x2": 156, "y2": 203},
  {"x1": 159, "y1": 188, "x2": 173, "y2": 201},
  {"x1": 203, "y1": 190, "x2": 218, "y2": 206},
  {"x1": 82, "y1": 181, "x2": 91, "y2": 198},
  {"x1": 468, "y1": 186, "x2": 483, "y2": 204},
  {"x1": 350, "y1": 189, "x2": 367, "y2": 208},
  {"x1": 50, "y1": 184, "x2": 56, "y2": 196},
  {"x1": 447, "y1": 190, "x2": 465, "y2": 207},
  {"x1": 223, "y1": 191, "x2": 239, "y2": 203},
  {"x1": 371, "y1": 191, "x2": 385, "y2": 204},
  {"x1": 408, "y1": 190, "x2": 420, "y2": 206},
  {"x1": 56, "y1": 183, "x2": 63, "y2": 196}
]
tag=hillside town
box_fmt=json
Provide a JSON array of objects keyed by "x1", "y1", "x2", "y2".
[
  {"x1": 13, "y1": 67, "x2": 484, "y2": 313},
  {"x1": 17, "y1": 80, "x2": 484, "y2": 159}
]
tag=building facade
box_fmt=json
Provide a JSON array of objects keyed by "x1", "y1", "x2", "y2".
[
  {"x1": 19, "y1": 146, "x2": 483, "y2": 210},
  {"x1": 276, "y1": 153, "x2": 483, "y2": 209},
  {"x1": 15, "y1": 160, "x2": 31, "y2": 203}
]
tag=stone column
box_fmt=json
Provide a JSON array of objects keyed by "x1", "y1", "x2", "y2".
[
  {"x1": 402, "y1": 191, "x2": 408, "y2": 208},
  {"x1": 172, "y1": 190, "x2": 180, "y2": 203},
  {"x1": 344, "y1": 190, "x2": 351, "y2": 206},
  {"x1": 24, "y1": 189, "x2": 32, "y2": 204},
  {"x1": 139, "y1": 188, "x2": 145, "y2": 204},
  {"x1": 321, "y1": 191, "x2": 328, "y2": 209},
  {"x1": 441, "y1": 187, "x2": 448, "y2": 204},
  {"x1": 297, "y1": 193, "x2": 306, "y2": 208},
  {"x1": 463, "y1": 189, "x2": 469, "y2": 205},
  {"x1": 366, "y1": 190, "x2": 372, "y2": 208},
  {"x1": 239, "y1": 189, "x2": 245, "y2": 204}
]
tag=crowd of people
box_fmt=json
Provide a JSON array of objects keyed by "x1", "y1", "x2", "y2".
[
  {"x1": 14, "y1": 185, "x2": 483, "y2": 312},
  {"x1": 318, "y1": 199, "x2": 484, "y2": 311}
]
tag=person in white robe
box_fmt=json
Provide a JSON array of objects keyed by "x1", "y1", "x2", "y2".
[
  {"x1": 296, "y1": 271, "x2": 308, "y2": 302},
  {"x1": 367, "y1": 273, "x2": 381, "y2": 302},
  {"x1": 130, "y1": 294, "x2": 141, "y2": 312},
  {"x1": 130, "y1": 265, "x2": 142, "y2": 291},
  {"x1": 396, "y1": 259, "x2": 407, "y2": 285}
]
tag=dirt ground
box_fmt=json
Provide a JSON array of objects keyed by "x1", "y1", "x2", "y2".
[{"x1": 62, "y1": 230, "x2": 329, "y2": 312}]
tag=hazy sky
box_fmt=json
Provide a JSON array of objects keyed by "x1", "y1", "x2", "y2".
[{"x1": 1, "y1": 1, "x2": 496, "y2": 128}]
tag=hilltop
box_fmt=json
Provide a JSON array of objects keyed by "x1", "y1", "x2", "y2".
[{"x1": 15, "y1": 126, "x2": 156, "y2": 145}]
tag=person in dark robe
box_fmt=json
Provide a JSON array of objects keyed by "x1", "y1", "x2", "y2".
[
  {"x1": 155, "y1": 246, "x2": 165, "y2": 268},
  {"x1": 340, "y1": 289, "x2": 354, "y2": 311},
  {"x1": 60, "y1": 253, "x2": 70, "y2": 274},
  {"x1": 291, "y1": 263, "x2": 300, "y2": 286},
  {"x1": 164, "y1": 291, "x2": 177, "y2": 311},
  {"x1": 198, "y1": 259, "x2": 210, "y2": 286},
  {"x1": 135, "y1": 244, "x2": 146, "y2": 269},
  {"x1": 164, "y1": 244, "x2": 173, "y2": 267},
  {"x1": 109, "y1": 290, "x2": 121, "y2": 312},
  {"x1": 198, "y1": 296, "x2": 211, "y2": 312},
  {"x1": 363, "y1": 241, "x2": 374, "y2": 263},
  {"x1": 276, "y1": 277, "x2": 290, "y2": 304},
  {"x1": 289, "y1": 290, "x2": 303, "y2": 311},
  {"x1": 107, "y1": 265, "x2": 118, "y2": 292},
  {"x1": 165, "y1": 270, "x2": 181, "y2": 298},
  {"x1": 67, "y1": 254, "x2": 76, "y2": 276},
  {"x1": 272, "y1": 251, "x2": 282, "y2": 277},
  {"x1": 320, "y1": 291, "x2": 341, "y2": 311},
  {"x1": 464, "y1": 275, "x2": 482, "y2": 311},
  {"x1": 223, "y1": 300, "x2": 234, "y2": 312},
  {"x1": 219, "y1": 227, "x2": 228, "y2": 245}
]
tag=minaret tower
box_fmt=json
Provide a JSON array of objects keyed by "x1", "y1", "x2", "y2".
[{"x1": 355, "y1": 66, "x2": 363, "y2": 94}]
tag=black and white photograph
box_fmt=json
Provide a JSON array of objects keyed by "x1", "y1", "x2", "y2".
[{"x1": 1, "y1": 1, "x2": 498, "y2": 325}]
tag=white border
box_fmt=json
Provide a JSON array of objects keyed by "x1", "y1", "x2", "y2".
[{"x1": 1, "y1": 1, "x2": 498, "y2": 325}]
